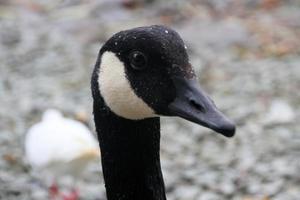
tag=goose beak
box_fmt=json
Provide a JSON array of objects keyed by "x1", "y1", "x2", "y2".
[{"x1": 167, "y1": 77, "x2": 235, "y2": 137}]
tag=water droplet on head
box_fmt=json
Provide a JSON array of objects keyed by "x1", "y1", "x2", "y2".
[
  {"x1": 115, "y1": 42, "x2": 118, "y2": 46},
  {"x1": 165, "y1": 30, "x2": 168, "y2": 34},
  {"x1": 184, "y1": 45, "x2": 187, "y2": 50}
]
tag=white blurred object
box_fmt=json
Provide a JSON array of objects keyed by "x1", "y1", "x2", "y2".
[
  {"x1": 264, "y1": 100, "x2": 295, "y2": 125},
  {"x1": 25, "y1": 109, "x2": 100, "y2": 199}
]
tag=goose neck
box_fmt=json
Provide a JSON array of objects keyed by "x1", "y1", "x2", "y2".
[{"x1": 93, "y1": 103, "x2": 166, "y2": 200}]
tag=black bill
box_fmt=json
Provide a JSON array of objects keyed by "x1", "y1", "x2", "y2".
[{"x1": 168, "y1": 76, "x2": 235, "y2": 137}]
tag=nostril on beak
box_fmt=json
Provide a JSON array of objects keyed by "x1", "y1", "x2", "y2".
[{"x1": 189, "y1": 98, "x2": 205, "y2": 113}]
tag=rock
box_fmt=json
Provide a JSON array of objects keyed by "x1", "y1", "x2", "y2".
[
  {"x1": 173, "y1": 184, "x2": 200, "y2": 200},
  {"x1": 197, "y1": 192, "x2": 221, "y2": 200},
  {"x1": 264, "y1": 99, "x2": 295, "y2": 125}
]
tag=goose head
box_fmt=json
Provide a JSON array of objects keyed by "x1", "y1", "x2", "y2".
[{"x1": 94, "y1": 25, "x2": 235, "y2": 137}]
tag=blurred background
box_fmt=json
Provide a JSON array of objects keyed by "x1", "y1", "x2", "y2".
[{"x1": 0, "y1": 0, "x2": 300, "y2": 199}]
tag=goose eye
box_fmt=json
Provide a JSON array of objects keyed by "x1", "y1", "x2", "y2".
[{"x1": 129, "y1": 51, "x2": 147, "y2": 70}]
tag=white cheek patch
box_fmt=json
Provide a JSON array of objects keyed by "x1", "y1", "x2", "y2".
[{"x1": 98, "y1": 51, "x2": 156, "y2": 120}]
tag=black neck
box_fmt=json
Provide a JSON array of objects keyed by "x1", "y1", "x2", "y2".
[{"x1": 93, "y1": 98, "x2": 167, "y2": 200}]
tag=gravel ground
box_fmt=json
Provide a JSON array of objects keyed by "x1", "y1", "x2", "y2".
[{"x1": 0, "y1": 0, "x2": 299, "y2": 199}]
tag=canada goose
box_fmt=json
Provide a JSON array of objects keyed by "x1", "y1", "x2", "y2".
[
  {"x1": 91, "y1": 25, "x2": 235, "y2": 200},
  {"x1": 25, "y1": 109, "x2": 100, "y2": 200}
]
